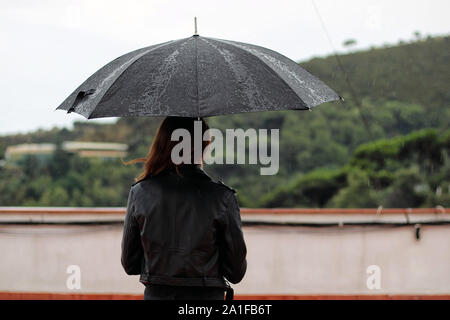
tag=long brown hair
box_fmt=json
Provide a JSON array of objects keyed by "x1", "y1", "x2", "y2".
[{"x1": 123, "y1": 116, "x2": 210, "y2": 182}]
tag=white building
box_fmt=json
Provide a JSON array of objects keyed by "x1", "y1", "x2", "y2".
[{"x1": 4, "y1": 141, "x2": 128, "y2": 161}]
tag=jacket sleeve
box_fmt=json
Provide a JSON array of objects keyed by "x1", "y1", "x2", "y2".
[
  {"x1": 121, "y1": 187, "x2": 143, "y2": 275},
  {"x1": 218, "y1": 192, "x2": 247, "y2": 284}
]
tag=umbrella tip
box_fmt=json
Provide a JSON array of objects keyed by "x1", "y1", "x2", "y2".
[{"x1": 193, "y1": 17, "x2": 199, "y2": 36}]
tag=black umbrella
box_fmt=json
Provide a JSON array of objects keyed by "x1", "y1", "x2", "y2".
[{"x1": 56, "y1": 34, "x2": 341, "y2": 119}]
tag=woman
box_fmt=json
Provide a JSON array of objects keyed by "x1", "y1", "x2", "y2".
[{"x1": 121, "y1": 116, "x2": 247, "y2": 300}]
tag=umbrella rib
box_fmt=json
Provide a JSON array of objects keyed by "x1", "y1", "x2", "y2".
[
  {"x1": 194, "y1": 36, "x2": 200, "y2": 117},
  {"x1": 209, "y1": 37, "x2": 309, "y2": 110},
  {"x1": 85, "y1": 51, "x2": 150, "y2": 119},
  {"x1": 86, "y1": 39, "x2": 182, "y2": 119}
]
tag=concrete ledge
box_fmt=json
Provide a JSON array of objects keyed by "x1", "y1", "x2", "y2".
[
  {"x1": 0, "y1": 291, "x2": 450, "y2": 300},
  {"x1": 0, "y1": 291, "x2": 449, "y2": 300}
]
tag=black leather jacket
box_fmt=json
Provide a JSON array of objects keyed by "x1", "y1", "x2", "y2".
[{"x1": 121, "y1": 164, "x2": 247, "y2": 289}]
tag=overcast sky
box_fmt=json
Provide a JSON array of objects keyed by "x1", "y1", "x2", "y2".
[{"x1": 0, "y1": 0, "x2": 449, "y2": 135}]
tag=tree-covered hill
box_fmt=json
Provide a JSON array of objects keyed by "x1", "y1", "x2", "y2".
[
  {"x1": 302, "y1": 35, "x2": 450, "y2": 113},
  {"x1": 0, "y1": 34, "x2": 448, "y2": 207},
  {"x1": 261, "y1": 129, "x2": 450, "y2": 208}
]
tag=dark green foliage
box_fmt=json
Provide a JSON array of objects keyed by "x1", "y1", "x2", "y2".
[
  {"x1": 0, "y1": 148, "x2": 140, "y2": 207},
  {"x1": 260, "y1": 167, "x2": 348, "y2": 207},
  {"x1": 327, "y1": 169, "x2": 379, "y2": 208},
  {"x1": 263, "y1": 129, "x2": 450, "y2": 208}
]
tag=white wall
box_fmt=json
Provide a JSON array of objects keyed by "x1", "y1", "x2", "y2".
[{"x1": 0, "y1": 213, "x2": 449, "y2": 295}]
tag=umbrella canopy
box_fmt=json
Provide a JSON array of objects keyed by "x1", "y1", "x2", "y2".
[{"x1": 56, "y1": 35, "x2": 341, "y2": 119}]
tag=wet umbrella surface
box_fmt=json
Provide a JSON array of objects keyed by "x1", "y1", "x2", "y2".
[{"x1": 56, "y1": 35, "x2": 341, "y2": 118}]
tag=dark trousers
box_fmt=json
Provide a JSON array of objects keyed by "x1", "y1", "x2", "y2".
[{"x1": 144, "y1": 284, "x2": 225, "y2": 300}]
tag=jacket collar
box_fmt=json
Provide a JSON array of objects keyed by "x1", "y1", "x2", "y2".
[
  {"x1": 177, "y1": 164, "x2": 212, "y2": 181},
  {"x1": 135, "y1": 164, "x2": 213, "y2": 185}
]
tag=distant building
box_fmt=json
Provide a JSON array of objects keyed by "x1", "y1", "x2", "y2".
[
  {"x1": 4, "y1": 143, "x2": 55, "y2": 162},
  {"x1": 61, "y1": 141, "x2": 128, "y2": 159},
  {"x1": 4, "y1": 141, "x2": 128, "y2": 162}
]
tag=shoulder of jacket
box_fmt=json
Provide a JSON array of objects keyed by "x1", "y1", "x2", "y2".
[
  {"x1": 129, "y1": 181, "x2": 144, "y2": 195},
  {"x1": 213, "y1": 179, "x2": 236, "y2": 194},
  {"x1": 131, "y1": 175, "x2": 151, "y2": 187},
  {"x1": 131, "y1": 181, "x2": 140, "y2": 187}
]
